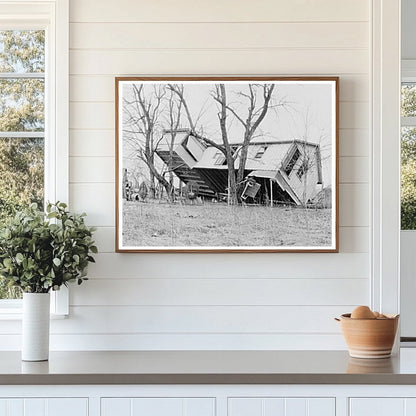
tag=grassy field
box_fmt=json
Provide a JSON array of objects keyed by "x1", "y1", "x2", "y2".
[{"x1": 122, "y1": 200, "x2": 332, "y2": 248}]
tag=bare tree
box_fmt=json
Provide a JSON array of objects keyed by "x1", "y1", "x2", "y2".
[
  {"x1": 223, "y1": 84, "x2": 275, "y2": 185},
  {"x1": 164, "y1": 89, "x2": 183, "y2": 201},
  {"x1": 168, "y1": 84, "x2": 240, "y2": 204},
  {"x1": 167, "y1": 84, "x2": 224, "y2": 151},
  {"x1": 297, "y1": 105, "x2": 331, "y2": 207},
  {"x1": 212, "y1": 84, "x2": 238, "y2": 205},
  {"x1": 211, "y1": 84, "x2": 277, "y2": 203},
  {"x1": 169, "y1": 83, "x2": 280, "y2": 205},
  {"x1": 123, "y1": 84, "x2": 174, "y2": 200}
]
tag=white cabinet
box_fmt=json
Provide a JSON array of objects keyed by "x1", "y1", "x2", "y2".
[
  {"x1": 101, "y1": 397, "x2": 215, "y2": 416},
  {"x1": 5, "y1": 385, "x2": 416, "y2": 416},
  {"x1": 0, "y1": 398, "x2": 88, "y2": 416},
  {"x1": 349, "y1": 398, "x2": 416, "y2": 416},
  {"x1": 228, "y1": 397, "x2": 335, "y2": 416}
]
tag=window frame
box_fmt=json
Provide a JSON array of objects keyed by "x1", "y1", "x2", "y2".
[
  {"x1": 400, "y1": 60, "x2": 416, "y2": 340},
  {"x1": 371, "y1": 0, "x2": 401, "y2": 321},
  {"x1": 0, "y1": 0, "x2": 69, "y2": 317}
]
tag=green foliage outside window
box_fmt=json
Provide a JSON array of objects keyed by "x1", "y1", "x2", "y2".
[
  {"x1": 401, "y1": 85, "x2": 416, "y2": 230},
  {"x1": 0, "y1": 30, "x2": 45, "y2": 298}
]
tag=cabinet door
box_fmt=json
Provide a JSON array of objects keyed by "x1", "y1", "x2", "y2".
[
  {"x1": 228, "y1": 398, "x2": 335, "y2": 416},
  {"x1": 101, "y1": 397, "x2": 215, "y2": 416},
  {"x1": 0, "y1": 398, "x2": 88, "y2": 416},
  {"x1": 350, "y1": 398, "x2": 416, "y2": 416}
]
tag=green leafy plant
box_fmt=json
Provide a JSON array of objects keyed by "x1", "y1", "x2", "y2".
[{"x1": 0, "y1": 202, "x2": 97, "y2": 293}]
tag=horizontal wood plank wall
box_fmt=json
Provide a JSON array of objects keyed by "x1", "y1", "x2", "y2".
[{"x1": 7, "y1": 0, "x2": 372, "y2": 350}]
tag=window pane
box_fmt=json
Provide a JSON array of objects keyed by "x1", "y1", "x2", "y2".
[
  {"x1": 0, "y1": 137, "x2": 44, "y2": 215},
  {"x1": 402, "y1": 83, "x2": 416, "y2": 117},
  {"x1": 401, "y1": 127, "x2": 416, "y2": 230},
  {"x1": 0, "y1": 78, "x2": 44, "y2": 131},
  {"x1": 0, "y1": 30, "x2": 45, "y2": 73}
]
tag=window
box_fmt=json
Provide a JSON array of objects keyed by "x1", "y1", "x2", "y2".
[
  {"x1": 284, "y1": 148, "x2": 300, "y2": 177},
  {"x1": 0, "y1": 0, "x2": 69, "y2": 314},
  {"x1": 214, "y1": 150, "x2": 226, "y2": 165},
  {"x1": 401, "y1": 81, "x2": 416, "y2": 230},
  {"x1": 297, "y1": 160, "x2": 308, "y2": 180},
  {"x1": 0, "y1": 30, "x2": 45, "y2": 300},
  {"x1": 254, "y1": 145, "x2": 267, "y2": 159}
]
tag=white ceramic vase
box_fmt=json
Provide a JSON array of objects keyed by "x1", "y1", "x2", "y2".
[{"x1": 22, "y1": 292, "x2": 50, "y2": 361}]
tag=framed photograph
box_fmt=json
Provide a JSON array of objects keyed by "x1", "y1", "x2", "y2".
[{"x1": 115, "y1": 77, "x2": 338, "y2": 252}]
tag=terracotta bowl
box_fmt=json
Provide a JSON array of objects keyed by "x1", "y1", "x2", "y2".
[{"x1": 337, "y1": 313, "x2": 399, "y2": 359}]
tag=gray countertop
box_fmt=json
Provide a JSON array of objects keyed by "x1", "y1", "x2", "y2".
[{"x1": 2, "y1": 349, "x2": 416, "y2": 385}]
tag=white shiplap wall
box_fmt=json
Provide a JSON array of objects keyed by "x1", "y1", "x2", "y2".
[{"x1": 57, "y1": 0, "x2": 371, "y2": 350}]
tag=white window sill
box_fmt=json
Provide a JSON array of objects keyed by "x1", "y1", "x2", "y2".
[
  {"x1": 0, "y1": 312, "x2": 68, "y2": 320},
  {"x1": 0, "y1": 287, "x2": 69, "y2": 319}
]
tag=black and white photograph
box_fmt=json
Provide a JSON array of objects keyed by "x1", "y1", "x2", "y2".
[{"x1": 116, "y1": 77, "x2": 338, "y2": 252}]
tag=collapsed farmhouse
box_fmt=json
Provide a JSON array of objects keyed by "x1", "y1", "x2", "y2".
[{"x1": 154, "y1": 129, "x2": 329, "y2": 207}]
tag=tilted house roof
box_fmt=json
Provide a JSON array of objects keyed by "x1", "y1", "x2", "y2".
[
  {"x1": 193, "y1": 141, "x2": 294, "y2": 171},
  {"x1": 194, "y1": 140, "x2": 321, "y2": 179}
]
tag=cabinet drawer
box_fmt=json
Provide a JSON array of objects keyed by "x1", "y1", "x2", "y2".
[
  {"x1": 228, "y1": 397, "x2": 335, "y2": 416},
  {"x1": 101, "y1": 397, "x2": 215, "y2": 416}
]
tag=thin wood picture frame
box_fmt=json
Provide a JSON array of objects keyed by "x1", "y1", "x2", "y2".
[{"x1": 115, "y1": 76, "x2": 339, "y2": 253}]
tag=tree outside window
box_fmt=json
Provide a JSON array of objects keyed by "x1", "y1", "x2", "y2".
[
  {"x1": 401, "y1": 84, "x2": 416, "y2": 230},
  {"x1": 0, "y1": 30, "x2": 45, "y2": 299}
]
